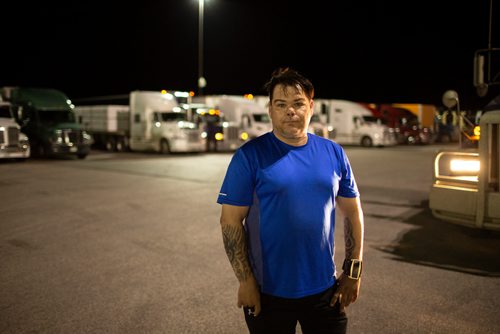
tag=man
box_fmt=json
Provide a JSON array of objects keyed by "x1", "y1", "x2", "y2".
[{"x1": 217, "y1": 68, "x2": 364, "y2": 334}]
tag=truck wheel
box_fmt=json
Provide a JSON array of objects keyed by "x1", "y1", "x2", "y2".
[
  {"x1": 159, "y1": 139, "x2": 170, "y2": 154},
  {"x1": 115, "y1": 138, "x2": 126, "y2": 152},
  {"x1": 361, "y1": 136, "x2": 373, "y2": 147},
  {"x1": 105, "y1": 138, "x2": 116, "y2": 151},
  {"x1": 77, "y1": 154, "x2": 87, "y2": 159}
]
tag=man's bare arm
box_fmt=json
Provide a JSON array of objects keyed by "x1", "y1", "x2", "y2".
[
  {"x1": 337, "y1": 196, "x2": 364, "y2": 260},
  {"x1": 331, "y1": 196, "x2": 365, "y2": 308},
  {"x1": 220, "y1": 204, "x2": 252, "y2": 281},
  {"x1": 220, "y1": 204, "x2": 261, "y2": 315}
]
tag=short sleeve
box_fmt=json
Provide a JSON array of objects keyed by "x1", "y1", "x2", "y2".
[
  {"x1": 337, "y1": 146, "x2": 359, "y2": 198},
  {"x1": 217, "y1": 149, "x2": 255, "y2": 206}
]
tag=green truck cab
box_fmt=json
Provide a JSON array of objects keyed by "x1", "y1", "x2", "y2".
[{"x1": 1, "y1": 87, "x2": 92, "y2": 159}]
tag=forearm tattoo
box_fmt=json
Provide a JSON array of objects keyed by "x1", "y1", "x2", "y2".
[
  {"x1": 222, "y1": 224, "x2": 253, "y2": 281},
  {"x1": 344, "y1": 217, "x2": 355, "y2": 259}
]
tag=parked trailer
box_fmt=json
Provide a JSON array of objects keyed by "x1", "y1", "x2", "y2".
[{"x1": 75, "y1": 105, "x2": 130, "y2": 151}]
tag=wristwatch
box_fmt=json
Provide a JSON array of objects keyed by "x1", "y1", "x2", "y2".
[{"x1": 342, "y1": 259, "x2": 363, "y2": 280}]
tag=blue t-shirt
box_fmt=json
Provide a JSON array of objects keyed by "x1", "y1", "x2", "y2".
[{"x1": 217, "y1": 132, "x2": 359, "y2": 298}]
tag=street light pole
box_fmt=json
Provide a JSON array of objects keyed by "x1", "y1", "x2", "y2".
[{"x1": 198, "y1": 0, "x2": 206, "y2": 96}]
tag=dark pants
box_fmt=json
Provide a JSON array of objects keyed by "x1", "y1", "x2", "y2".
[{"x1": 243, "y1": 285, "x2": 347, "y2": 334}]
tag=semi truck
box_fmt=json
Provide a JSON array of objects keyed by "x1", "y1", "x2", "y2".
[
  {"x1": 315, "y1": 98, "x2": 397, "y2": 147},
  {"x1": 0, "y1": 97, "x2": 30, "y2": 160},
  {"x1": 183, "y1": 102, "x2": 242, "y2": 152},
  {"x1": 193, "y1": 94, "x2": 272, "y2": 149},
  {"x1": 0, "y1": 87, "x2": 92, "y2": 159},
  {"x1": 429, "y1": 100, "x2": 500, "y2": 230},
  {"x1": 363, "y1": 103, "x2": 433, "y2": 145},
  {"x1": 75, "y1": 91, "x2": 206, "y2": 154},
  {"x1": 429, "y1": 3, "x2": 500, "y2": 230}
]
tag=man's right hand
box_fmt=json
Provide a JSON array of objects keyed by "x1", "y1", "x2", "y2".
[{"x1": 237, "y1": 276, "x2": 261, "y2": 316}]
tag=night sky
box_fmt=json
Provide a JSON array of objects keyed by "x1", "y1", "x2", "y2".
[{"x1": 1, "y1": 1, "x2": 498, "y2": 109}]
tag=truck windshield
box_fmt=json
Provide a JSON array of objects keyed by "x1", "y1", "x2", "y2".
[
  {"x1": 362, "y1": 116, "x2": 380, "y2": 123},
  {"x1": 159, "y1": 112, "x2": 188, "y2": 122},
  {"x1": 0, "y1": 105, "x2": 12, "y2": 118},
  {"x1": 253, "y1": 113, "x2": 270, "y2": 123},
  {"x1": 38, "y1": 109, "x2": 76, "y2": 123}
]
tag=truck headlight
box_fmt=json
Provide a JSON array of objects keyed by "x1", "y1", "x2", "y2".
[
  {"x1": 215, "y1": 132, "x2": 224, "y2": 141},
  {"x1": 435, "y1": 151, "x2": 479, "y2": 183},
  {"x1": 450, "y1": 159, "x2": 480, "y2": 173}
]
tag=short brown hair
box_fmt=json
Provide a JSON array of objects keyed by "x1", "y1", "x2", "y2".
[{"x1": 264, "y1": 67, "x2": 315, "y2": 102}]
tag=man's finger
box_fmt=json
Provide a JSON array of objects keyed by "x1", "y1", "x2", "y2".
[
  {"x1": 330, "y1": 292, "x2": 340, "y2": 307},
  {"x1": 254, "y1": 302, "x2": 262, "y2": 316}
]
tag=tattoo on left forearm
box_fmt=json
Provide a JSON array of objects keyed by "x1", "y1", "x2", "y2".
[{"x1": 344, "y1": 217, "x2": 355, "y2": 259}]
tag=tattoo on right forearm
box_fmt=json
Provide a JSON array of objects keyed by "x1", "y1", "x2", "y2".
[{"x1": 222, "y1": 224, "x2": 253, "y2": 281}]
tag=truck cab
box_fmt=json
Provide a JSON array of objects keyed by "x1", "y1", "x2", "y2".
[
  {"x1": 193, "y1": 95, "x2": 272, "y2": 149},
  {"x1": 364, "y1": 103, "x2": 432, "y2": 145},
  {"x1": 0, "y1": 98, "x2": 30, "y2": 160},
  {"x1": 315, "y1": 98, "x2": 397, "y2": 147},
  {"x1": 129, "y1": 91, "x2": 206, "y2": 154}
]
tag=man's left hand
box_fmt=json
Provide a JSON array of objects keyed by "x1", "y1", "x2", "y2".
[{"x1": 330, "y1": 273, "x2": 361, "y2": 308}]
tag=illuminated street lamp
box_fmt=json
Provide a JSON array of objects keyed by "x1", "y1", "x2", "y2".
[{"x1": 198, "y1": 0, "x2": 207, "y2": 96}]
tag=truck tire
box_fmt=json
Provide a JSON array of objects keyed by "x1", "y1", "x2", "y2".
[
  {"x1": 361, "y1": 136, "x2": 373, "y2": 147},
  {"x1": 105, "y1": 137, "x2": 116, "y2": 151},
  {"x1": 159, "y1": 139, "x2": 170, "y2": 154},
  {"x1": 115, "y1": 137, "x2": 126, "y2": 152}
]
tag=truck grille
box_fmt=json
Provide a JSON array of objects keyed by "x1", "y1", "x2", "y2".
[
  {"x1": 8, "y1": 127, "x2": 19, "y2": 145},
  {"x1": 225, "y1": 127, "x2": 239, "y2": 140},
  {"x1": 56, "y1": 129, "x2": 83, "y2": 144},
  {"x1": 0, "y1": 127, "x2": 20, "y2": 146},
  {"x1": 384, "y1": 129, "x2": 396, "y2": 142},
  {"x1": 188, "y1": 131, "x2": 201, "y2": 142}
]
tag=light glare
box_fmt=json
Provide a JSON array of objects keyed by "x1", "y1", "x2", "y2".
[{"x1": 450, "y1": 159, "x2": 480, "y2": 173}]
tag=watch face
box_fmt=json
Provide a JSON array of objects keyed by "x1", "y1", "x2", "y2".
[
  {"x1": 351, "y1": 262, "x2": 361, "y2": 278},
  {"x1": 344, "y1": 259, "x2": 362, "y2": 279}
]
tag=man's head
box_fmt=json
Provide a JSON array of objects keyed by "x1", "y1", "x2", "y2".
[{"x1": 264, "y1": 68, "x2": 315, "y2": 145}]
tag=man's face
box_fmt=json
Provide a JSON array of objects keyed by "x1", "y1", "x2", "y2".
[{"x1": 269, "y1": 84, "x2": 313, "y2": 141}]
